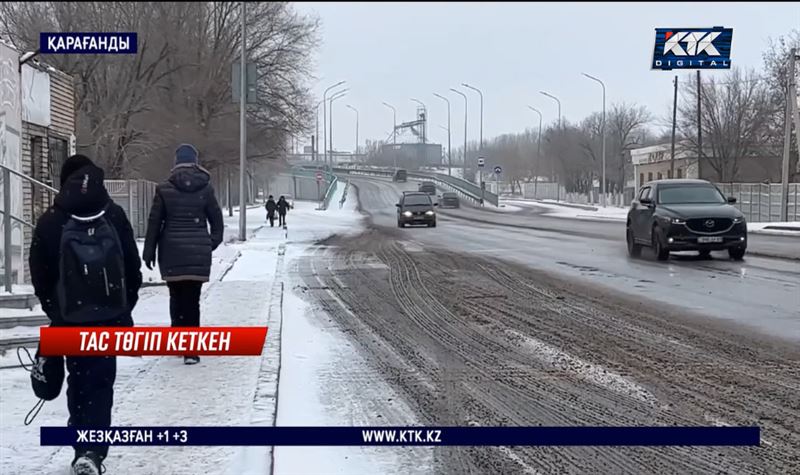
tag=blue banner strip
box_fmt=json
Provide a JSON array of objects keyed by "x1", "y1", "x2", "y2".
[{"x1": 41, "y1": 426, "x2": 761, "y2": 447}]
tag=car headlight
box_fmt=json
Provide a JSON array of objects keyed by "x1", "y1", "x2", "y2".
[
  {"x1": 402, "y1": 211, "x2": 412, "y2": 217},
  {"x1": 733, "y1": 217, "x2": 745, "y2": 224},
  {"x1": 425, "y1": 210, "x2": 435, "y2": 216},
  {"x1": 670, "y1": 218, "x2": 685, "y2": 225}
]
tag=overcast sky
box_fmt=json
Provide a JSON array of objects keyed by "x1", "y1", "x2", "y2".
[{"x1": 294, "y1": 2, "x2": 800, "y2": 153}]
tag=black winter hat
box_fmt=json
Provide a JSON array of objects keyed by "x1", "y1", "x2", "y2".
[{"x1": 60, "y1": 154, "x2": 95, "y2": 186}]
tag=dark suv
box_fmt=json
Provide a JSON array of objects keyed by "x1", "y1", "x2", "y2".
[
  {"x1": 626, "y1": 179, "x2": 747, "y2": 261},
  {"x1": 396, "y1": 192, "x2": 438, "y2": 228},
  {"x1": 439, "y1": 192, "x2": 460, "y2": 208},
  {"x1": 418, "y1": 181, "x2": 436, "y2": 195}
]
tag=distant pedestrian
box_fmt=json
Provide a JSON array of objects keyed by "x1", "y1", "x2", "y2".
[
  {"x1": 265, "y1": 195, "x2": 277, "y2": 227},
  {"x1": 277, "y1": 195, "x2": 291, "y2": 227},
  {"x1": 142, "y1": 144, "x2": 224, "y2": 365},
  {"x1": 28, "y1": 154, "x2": 143, "y2": 475}
]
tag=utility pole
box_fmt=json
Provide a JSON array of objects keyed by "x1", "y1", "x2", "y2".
[
  {"x1": 433, "y1": 93, "x2": 452, "y2": 175},
  {"x1": 540, "y1": 91, "x2": 561, "y2": 128},
  {"x1": 450, "y1": 88, "x2": 468, "y2": 180},
  {"x1": 238, "y1": 1, "x2": 247, "y2": 241},
  {"x1": 329, "y1": 90, "x2": 347, "y2": 166},
  {"x1": 670, "y1": 75, "x2": 678, "y2": 176},
  {"x1": 781, "y1": 48, "x2": 798, "y2": 221},
  {"x1": 697, "y1": 70, "x2": 703, "y2": 174}
]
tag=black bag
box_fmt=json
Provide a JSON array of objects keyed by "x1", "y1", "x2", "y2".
[
  {"x1": 18, "y1": 345, "x2": 65, "y2": 425},
  {"x1": 57, "y1": 208, "x2": 128, "y2": 324}
]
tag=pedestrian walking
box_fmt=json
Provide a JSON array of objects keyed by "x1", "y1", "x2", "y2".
[
  {"x1": 277, "y1": 195, "x2": 291, "y2": 227},
  {"x1": 142, "y1": 144, "x2": 224, "y2": 365},
  {"x1": 28, "y1": 154, "x2": 143, "y2": 475},
  {"x1": 265, "y1": 195, "x2": 277, "y2": 227}
]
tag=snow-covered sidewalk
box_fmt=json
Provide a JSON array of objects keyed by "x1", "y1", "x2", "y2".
[{"x1": 2, "y1": 180, "x2": 426, "y2": 475}]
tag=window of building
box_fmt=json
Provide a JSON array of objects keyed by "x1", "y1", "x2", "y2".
[
  {"x1": 667, "y1": 169, "x2": 673, "y2": 179},
  {"x1": 648, "y1": 172, "x2": 653, "y2": 181},
  {"x1": 639, "y1": 173, "x2": 644, "y2": 185},
  {"x1": 677, "y1": 168, "x2": 683, "y2": 179},
  {"x1": 48, "y1": 136, "x2": 69, "y2": 186},
  {"x1": 657, "y1": 172, "x2": 663, "y2": 180}
]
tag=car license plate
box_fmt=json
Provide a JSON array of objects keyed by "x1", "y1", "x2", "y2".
[{"x1": 698, "y1": 236, "x2": 723, "y2": 243}]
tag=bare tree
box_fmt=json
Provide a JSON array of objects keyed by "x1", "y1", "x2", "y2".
[
  {"x1": 762, "y1": 28, "x2": 800, "y2": 178},
  {"x1": 677, "y1": 67, "x2": 773, "y2": 182}
]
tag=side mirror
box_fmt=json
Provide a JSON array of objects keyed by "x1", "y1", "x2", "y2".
[
  {"x1": 433, "y1": 203, "x2": 439, "y2": 207},
  {"x1": 727, "y1": 196, "x2": 737, "y2": 204},
  {"x1": 395, "y1": 203, "x2": 400, "y2": 208},
  {"x1": 640, "y1": 197, "x2": 653, "y2": 206}
]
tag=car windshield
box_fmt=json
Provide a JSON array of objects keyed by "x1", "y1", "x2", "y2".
[
  {"x1": 443, "y1": 193, "x2": 456, "y2": 198},
  {"x1": 404, "y1": 195, "x2": 431, "y2": 206},
  {"x1": 658, "y1": 185, "x2": 726, "y2": 204}
]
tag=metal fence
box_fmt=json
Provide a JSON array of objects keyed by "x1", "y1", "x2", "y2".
[
  {"x1": 266, "y1": 169, "x2": 336, "y2": 203},
  {"x1": 105, "y1": 180, "x2": 158, "y2": 238},
  {"x1": 716, "y1": 183, "x2": 799, "y2": 223}
]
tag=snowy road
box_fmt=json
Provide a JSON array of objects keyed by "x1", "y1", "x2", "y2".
[
  {"x1": 284, "y1": 175, "x2": 800, "y2": 472},
  {"x1": 351, "y1": 176, "x2": 800, "y2": 342}
]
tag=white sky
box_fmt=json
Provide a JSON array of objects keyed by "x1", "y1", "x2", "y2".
[{"x1": 295, "y1": 1, "x2": 800, "y2": 152}]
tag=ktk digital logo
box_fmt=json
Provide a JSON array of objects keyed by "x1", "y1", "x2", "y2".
[{"x1": 652, "y1": 27, "x2": 733, "y2": 70}]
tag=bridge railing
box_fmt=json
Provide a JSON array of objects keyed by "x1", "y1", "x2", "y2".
[{"x1": 322, "y1": 165, "x2": 499, "y2": 206}]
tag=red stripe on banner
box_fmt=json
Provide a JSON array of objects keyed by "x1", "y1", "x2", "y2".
[{"x1": 39, "y1": 327, "x2": 268, "y2": 356}]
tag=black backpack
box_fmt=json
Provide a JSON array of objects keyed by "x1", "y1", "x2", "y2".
[{"x1": 57, "y1": 207, "x2": 128, "y2": 324}]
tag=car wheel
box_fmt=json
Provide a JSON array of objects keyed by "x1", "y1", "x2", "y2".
[
  {"x1": 398, "y1": 221, "x2": 404, "y2": 228},
  {"x1": 729, "y1": 248, "x2": 746, "y2": 261},
  {"x1": 626, "y1": 227, "x2": 642, "y2": 258},
  {"x1": 652, "y1": 226, "x2": 669, "y2": 261},
  {"x1": 430, "y1": 220, "x2": 437, "y2": 228}
]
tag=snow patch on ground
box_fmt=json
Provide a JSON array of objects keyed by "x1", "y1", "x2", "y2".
[{"x1": 745, "y1": 221, "x2": 800, "y2": 236}]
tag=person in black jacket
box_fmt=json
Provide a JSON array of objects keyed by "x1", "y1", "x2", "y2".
[
  {"x1": 277, "y1": 195, "x2": 290, "y2": 227},
  {"x1": 142, "y1": 144, "x2": 224, "y2": 365},
  {"x1": 265, "y1": 195, "x2": 277, "y2": 227},
  {"x1": 29, "y1": 154, "x2": 143, "y2": 475}
]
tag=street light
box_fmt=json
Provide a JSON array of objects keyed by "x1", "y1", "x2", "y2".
[
  {"x1": 462, "y1": 83, "x2": 483, "y2": 151},
  {"x1": 410, "y1": 98, "x2": 428, "y2": 143},
  {"x1": 346, "y1": 104, "x2": 359, "y2": 156},
  {"x1": 315, "y1": 99, "x2": 324, "y2": 161},
  {"x1": 329, "y1": 90, "x2": 348, "y2": 165},
  {"x1": 450, "y1": 88, "x2": 468, "y2": 179},
  {"x1": 382, "y1": 102, "x2": 398, "y2": 168},
  {"x1": 238, "y1": 1, "x2": 247, "y2": 241},
  {"x1": 433, "y1": 93, "x2": 452, "y2": 175},
  {"x1": 323, "y1": 80, "x2": 346, "y2": 165},
  {"x1": 527, "y1": 106, "x2": 543, "y2": 196},
  {"x1": 540, "y1": 91, "x2": 561, "y2": 128},
  {"x1": 582, "y1": 72, "x2": 607, "y2": 207}
]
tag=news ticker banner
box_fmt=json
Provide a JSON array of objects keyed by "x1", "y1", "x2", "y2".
[
  {"x1": 40, "y1": 32, "x2": 138, "y2": 54},
  {"x1": 42, "y1": 427, "x2": 760, "y2": 447},
  {"x1": 39, "y1": 327, "x2": 268, "y2": 357}
]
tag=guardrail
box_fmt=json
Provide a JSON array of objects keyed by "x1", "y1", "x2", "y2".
[
  {"x1": 319, "y1": 174, "x2": 339, "y2": 210},
  {"x1": 323, "y1": 165, "x2": 499, "y2": 206}
]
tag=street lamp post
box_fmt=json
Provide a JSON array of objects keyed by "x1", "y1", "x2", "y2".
[
  {"x1": 329, "y1": 90, "x2": 348, "y2": 165},
  {"x1": 382, "y1": 102, "x2": 397, "y2": 168},
  {"x1": 450, "y1": 88, "x2": 468, "y2": 179},
  {"x1": 433, "y1": 93, "x2": 452, "y2": 175},
  {"x1": 540, "y1": 91, "x2": 561, "y2": 128},
  {"x1": 346, "y1": 104, "x2": 359, "y2": 157},
  {"x1": 462, "y1": 83, "x2": 483, "y2": 151},
  {"x1": 410, "y1": 98, "x2": 428, "y2": 143},
  {"x1": 238, "y1": 1, "x2": 247, "y2": 241},
  {"x1": 323, "y1": 80, "x2": 346, "y2": 165},
  {"x1": 315, "y1": 99, "x2": 324, "y2": 161},
  {"x1": 527, "y1": 106, "x2": 543, "y2": 196},
  {"x1": 583, "y1": 72, "x2": 607, "y2": 207}
]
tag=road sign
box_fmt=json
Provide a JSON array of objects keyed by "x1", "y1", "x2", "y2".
[
  {"x1": 316, "y1": 172, "x2": 323, "y2": 182},
  {"x1": 494, "y1": 165, "x2": 502, "y2": 175},
  {"x1": 477, "y1": 157, "x2": 485, "y2": 167}
]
